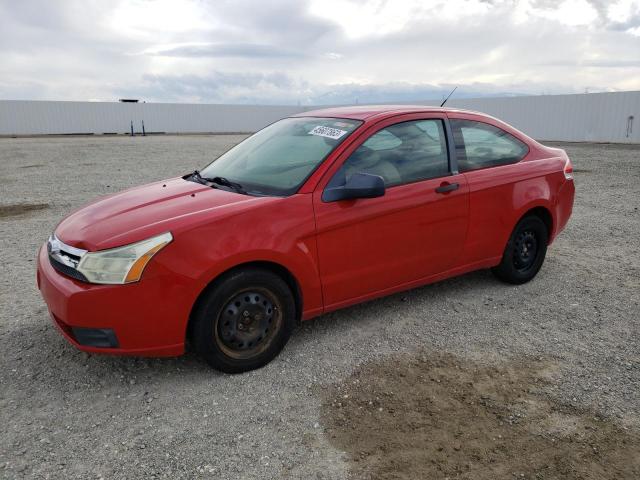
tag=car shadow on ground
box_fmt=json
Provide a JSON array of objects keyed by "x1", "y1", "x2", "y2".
[
  {"x1": 294, "y1": 268, "x2": 493, "y2": 338},
  {"x1": 13, "y1": 268, "x2": 499, "y2": 389}
]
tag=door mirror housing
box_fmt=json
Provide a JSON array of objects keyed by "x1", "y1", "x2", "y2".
[{"x1": 322, "y1": 172, "x2": 386, "y2": 202}]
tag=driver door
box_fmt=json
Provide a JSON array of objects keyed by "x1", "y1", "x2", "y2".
[{"x1": 312, "y1": 114, "x2": 469, "y2": 310}]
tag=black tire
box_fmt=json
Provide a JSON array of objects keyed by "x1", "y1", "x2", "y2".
[
  {"x1": 191, "y1": 268, "x2": 296, "y2": 373},
  {"x1": 491, "y1": 215, "x2": 548, "y2": 284}
]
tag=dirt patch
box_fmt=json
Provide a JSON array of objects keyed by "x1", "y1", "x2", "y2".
[
  {"x1": 320, "y1": 353, "x2": 639, "y2": 479},
  {"x1": 0, "y1": 203, "x2": 49, "y2": 219}
]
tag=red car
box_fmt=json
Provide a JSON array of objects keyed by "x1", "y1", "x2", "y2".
[{"x1": 37, "y1": 106, "x2": 575, "y2": 373}]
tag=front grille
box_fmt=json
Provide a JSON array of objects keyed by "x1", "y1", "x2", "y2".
[
  {"x1": 47, "y1": 234, "x2": 89, "y2": 283},
  {"x1": 49, "y1": 255, "x2": 89, "y2": 282}
]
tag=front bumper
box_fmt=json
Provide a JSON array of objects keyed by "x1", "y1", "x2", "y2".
[{"x1": 37, "y1": 244, "x2": 187, "y2": 357}]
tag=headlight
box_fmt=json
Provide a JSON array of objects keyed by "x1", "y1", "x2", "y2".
[{"x1": 76, "y1": 232, "x2": 172, "y2": 285}]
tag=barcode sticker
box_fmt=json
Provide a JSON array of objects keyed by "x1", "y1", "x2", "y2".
[{"x1": 308, "y1": 125, "x2": 348, "y2": 139}]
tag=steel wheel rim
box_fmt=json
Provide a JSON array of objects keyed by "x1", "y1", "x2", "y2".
[
  {"x1": 513, "y1": 229, "x2": 538, "y2": 273},
  {"x1": 215, "y1": 287, "x2": 282, "y2": 360}
]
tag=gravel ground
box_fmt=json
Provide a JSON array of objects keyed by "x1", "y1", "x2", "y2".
[{"x1": 0, "y1": 135, "x2": 638, "y2": 479}]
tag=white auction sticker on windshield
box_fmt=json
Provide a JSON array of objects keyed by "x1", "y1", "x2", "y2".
[{"x1": 308, "y1": 125, "x2": 348, "y2": 139}]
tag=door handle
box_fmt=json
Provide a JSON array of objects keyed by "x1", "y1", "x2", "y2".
[{"x1": 435, "y1": 182, "x2": 459, "y2": 194}]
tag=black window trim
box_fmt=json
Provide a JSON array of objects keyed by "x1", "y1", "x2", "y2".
[
  {"x1": 448, "y1": 118, "x2": 530, "y2": 173},
  {"x1": 322, "y1": 116, "x2": 459, "y2": 197},
  {"x1": 444, "y1": 117, "x2": 459, "y2": 175}
]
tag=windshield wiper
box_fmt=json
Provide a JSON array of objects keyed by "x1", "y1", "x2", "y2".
[
  {"x1": 205, "y1": 176, "x2": 246, "y2": 194},
  {"x1": 186, "y1": 170, "x2": 247, "y2": 194},
  {"x1": 187, "y1": 170, "x2": 207, "y2": 185}
]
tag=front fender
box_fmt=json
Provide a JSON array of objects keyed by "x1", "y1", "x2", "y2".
[{"x1": 154, "y1": 193, "x2": 323, "y2": 341}]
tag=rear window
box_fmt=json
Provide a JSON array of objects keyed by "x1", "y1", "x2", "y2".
[{"x1": 450, "y1": 119, "x2": 528, "y2": 172}]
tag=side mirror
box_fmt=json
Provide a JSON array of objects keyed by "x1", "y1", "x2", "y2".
[{"x1": 322, "y1": 172, "x2": 386, "y2": 202}]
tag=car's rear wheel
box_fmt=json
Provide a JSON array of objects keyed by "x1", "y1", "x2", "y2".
[
  {"x1": 192, "y1": 268, "x2": 296, "y2": 373},
  {"x1": 492, "y1": 215, "x2": 548, "y2": 284}
]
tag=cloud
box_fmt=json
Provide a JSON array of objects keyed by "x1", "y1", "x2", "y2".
[
  {"x1": 120, "y1": 71, "x2": 579, "y2": 105},
  {"x1": 0, "y1": 0, "x2": 639, "y2": 103},
  {"x1": 541, "y1": 59, "x2": 640, "y2": 68},
  {"x1": 147, "y1": 43, "x2": 306, "y2": 59},
  {"x1": 133, "y1": 71, "x2": 304, "y2": 104},
  {"x1": 607, "y1": 11, "x2": 640, "y2": 32}
]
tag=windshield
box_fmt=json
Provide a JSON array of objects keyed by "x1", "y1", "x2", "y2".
[{"x1": 199, "y1": 117, "x2": 363, "y2": 196}]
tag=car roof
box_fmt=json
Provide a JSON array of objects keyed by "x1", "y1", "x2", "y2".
[{"x1": 293, "y1": 104, "x2": 480, "y2": 121}]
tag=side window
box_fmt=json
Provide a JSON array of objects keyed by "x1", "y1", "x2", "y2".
[
  {"x1": 329, "y1": 119, "x2": 449, "y2": 188},
  {"x1": 450, "y1": 119, "x2": 528, "y2": 172}
]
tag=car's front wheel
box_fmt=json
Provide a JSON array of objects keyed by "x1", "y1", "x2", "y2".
[
  {"x1": 192, "y1": 268, "x2": 296, "y2": 373},
  {"x1": 492, "y1": 215, "x2": 548, "y2": 284}
]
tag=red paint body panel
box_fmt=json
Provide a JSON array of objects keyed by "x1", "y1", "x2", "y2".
[
  {"x1": 38, "y1": 245, "x2": 186, "y2": 355},
  {"x1": 311, "y1": 112, "x2": 470, "y2": 308},
  {"x1": 56, "y1": 178, "x2": 258, "y2": 251},
  {"x1": 313, "y1": 173, "x2": 469, "y2": 307},
  {"x1": 37, "y1": 106, "x2": 575, "y2": 357}
]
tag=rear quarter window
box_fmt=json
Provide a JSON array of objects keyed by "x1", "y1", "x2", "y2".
[{"x1": 450, "y1": 119, "x2": 528, "y2": 172}]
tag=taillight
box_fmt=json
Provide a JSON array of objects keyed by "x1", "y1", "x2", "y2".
[{"x1": 563, "y1": 157, "x2": 574, "y2": 180}]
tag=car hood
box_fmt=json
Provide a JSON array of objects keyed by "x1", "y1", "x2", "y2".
[{"x1": 56, "y1": 177, "x2": 268, "y2": 251}]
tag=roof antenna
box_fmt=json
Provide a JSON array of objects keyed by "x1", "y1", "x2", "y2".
[{"x1": 440, "y1": 86, "x2": 457, "y2": 107}]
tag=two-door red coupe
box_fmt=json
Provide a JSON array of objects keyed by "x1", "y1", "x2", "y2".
[{"x1": 37, "y1": 106, "x2": 574, "y2": 372}]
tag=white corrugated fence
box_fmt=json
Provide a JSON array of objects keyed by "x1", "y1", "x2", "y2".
[
  {"x1": 1, "y1": 91, "x2": 638, "y2": 143},
  {"x1": 448, "y1": 91, "x2": 639, "y2": 143}
]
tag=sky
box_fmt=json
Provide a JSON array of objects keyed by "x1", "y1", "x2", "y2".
[{"x1": 0, "y1": 0, "x2": 639, "y2": 105}]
